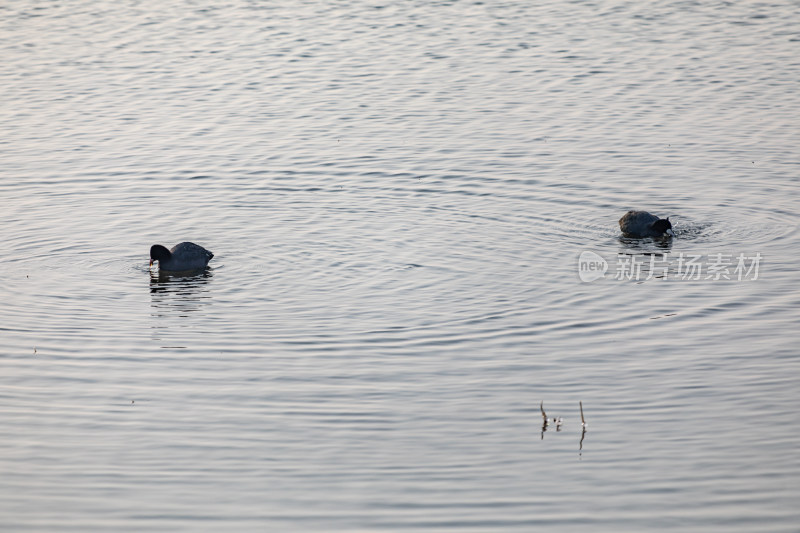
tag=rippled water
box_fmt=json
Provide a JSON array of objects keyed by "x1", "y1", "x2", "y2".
[{"x1": 2, "y1": 1, "x2": 799, "y2": 531}]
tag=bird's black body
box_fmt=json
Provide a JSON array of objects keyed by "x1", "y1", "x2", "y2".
[
  {"x1": 619, "y1": 211, "x2": 674, "y2": 238},
  {"x1": 150, "y1": 242, "x2": 213, "y2": 271}
]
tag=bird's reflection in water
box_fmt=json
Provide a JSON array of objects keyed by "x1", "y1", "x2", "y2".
[
  {"x1": 618, "y1": 235, "x2": 674, "y2": 251},
  {"x1": 149, "y1": 269, "x2": 213, "y2": 317}
]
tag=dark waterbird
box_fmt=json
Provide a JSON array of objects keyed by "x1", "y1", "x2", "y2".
[
  {"x1": 619, "y1": 211, "x2": 675, "y2": 238},
  {"x1": 149, "y1": 242, "x2": 213, "y2": 271}
]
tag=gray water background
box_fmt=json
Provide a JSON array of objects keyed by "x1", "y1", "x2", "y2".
[{"x1": 1, "y1": 1, "x2": 799, "y2": 531}]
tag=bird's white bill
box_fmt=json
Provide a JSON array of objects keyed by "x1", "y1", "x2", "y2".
[{"x1": 666, "y1": 228, "x2": 676, "y2": 237}]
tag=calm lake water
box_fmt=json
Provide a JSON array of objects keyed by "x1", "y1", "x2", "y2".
[{"x1": 2, "y1": 1, "x2": 799, "y2": 531}]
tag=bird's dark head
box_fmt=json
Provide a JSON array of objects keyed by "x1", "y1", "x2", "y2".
[
  {"x1": 149, "y1": 244, "x2": 171, "y2": 267},
  {"x1": 652, "y1": 217, "x2": 675, "y2": 237}
]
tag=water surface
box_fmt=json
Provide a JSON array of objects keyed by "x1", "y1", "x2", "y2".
[{"x1": 1, "y1": 1, "x2": 799, "y2": 531}]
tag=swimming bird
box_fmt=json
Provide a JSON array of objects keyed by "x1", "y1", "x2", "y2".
[
  {"x1": 619, "y1": 211, "x2": 675, "y2": 238},
  {"x1": 149, "y1": 242, "x2": 213, "y2": 271}
]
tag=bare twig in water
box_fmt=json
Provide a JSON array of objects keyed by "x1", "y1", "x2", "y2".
[
  {"x1": 540, "y1": 401, "x2": 549, "y2": 440},
  {"x1": 580, "y1": 401, "x2": 587, "y2": 428}
]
